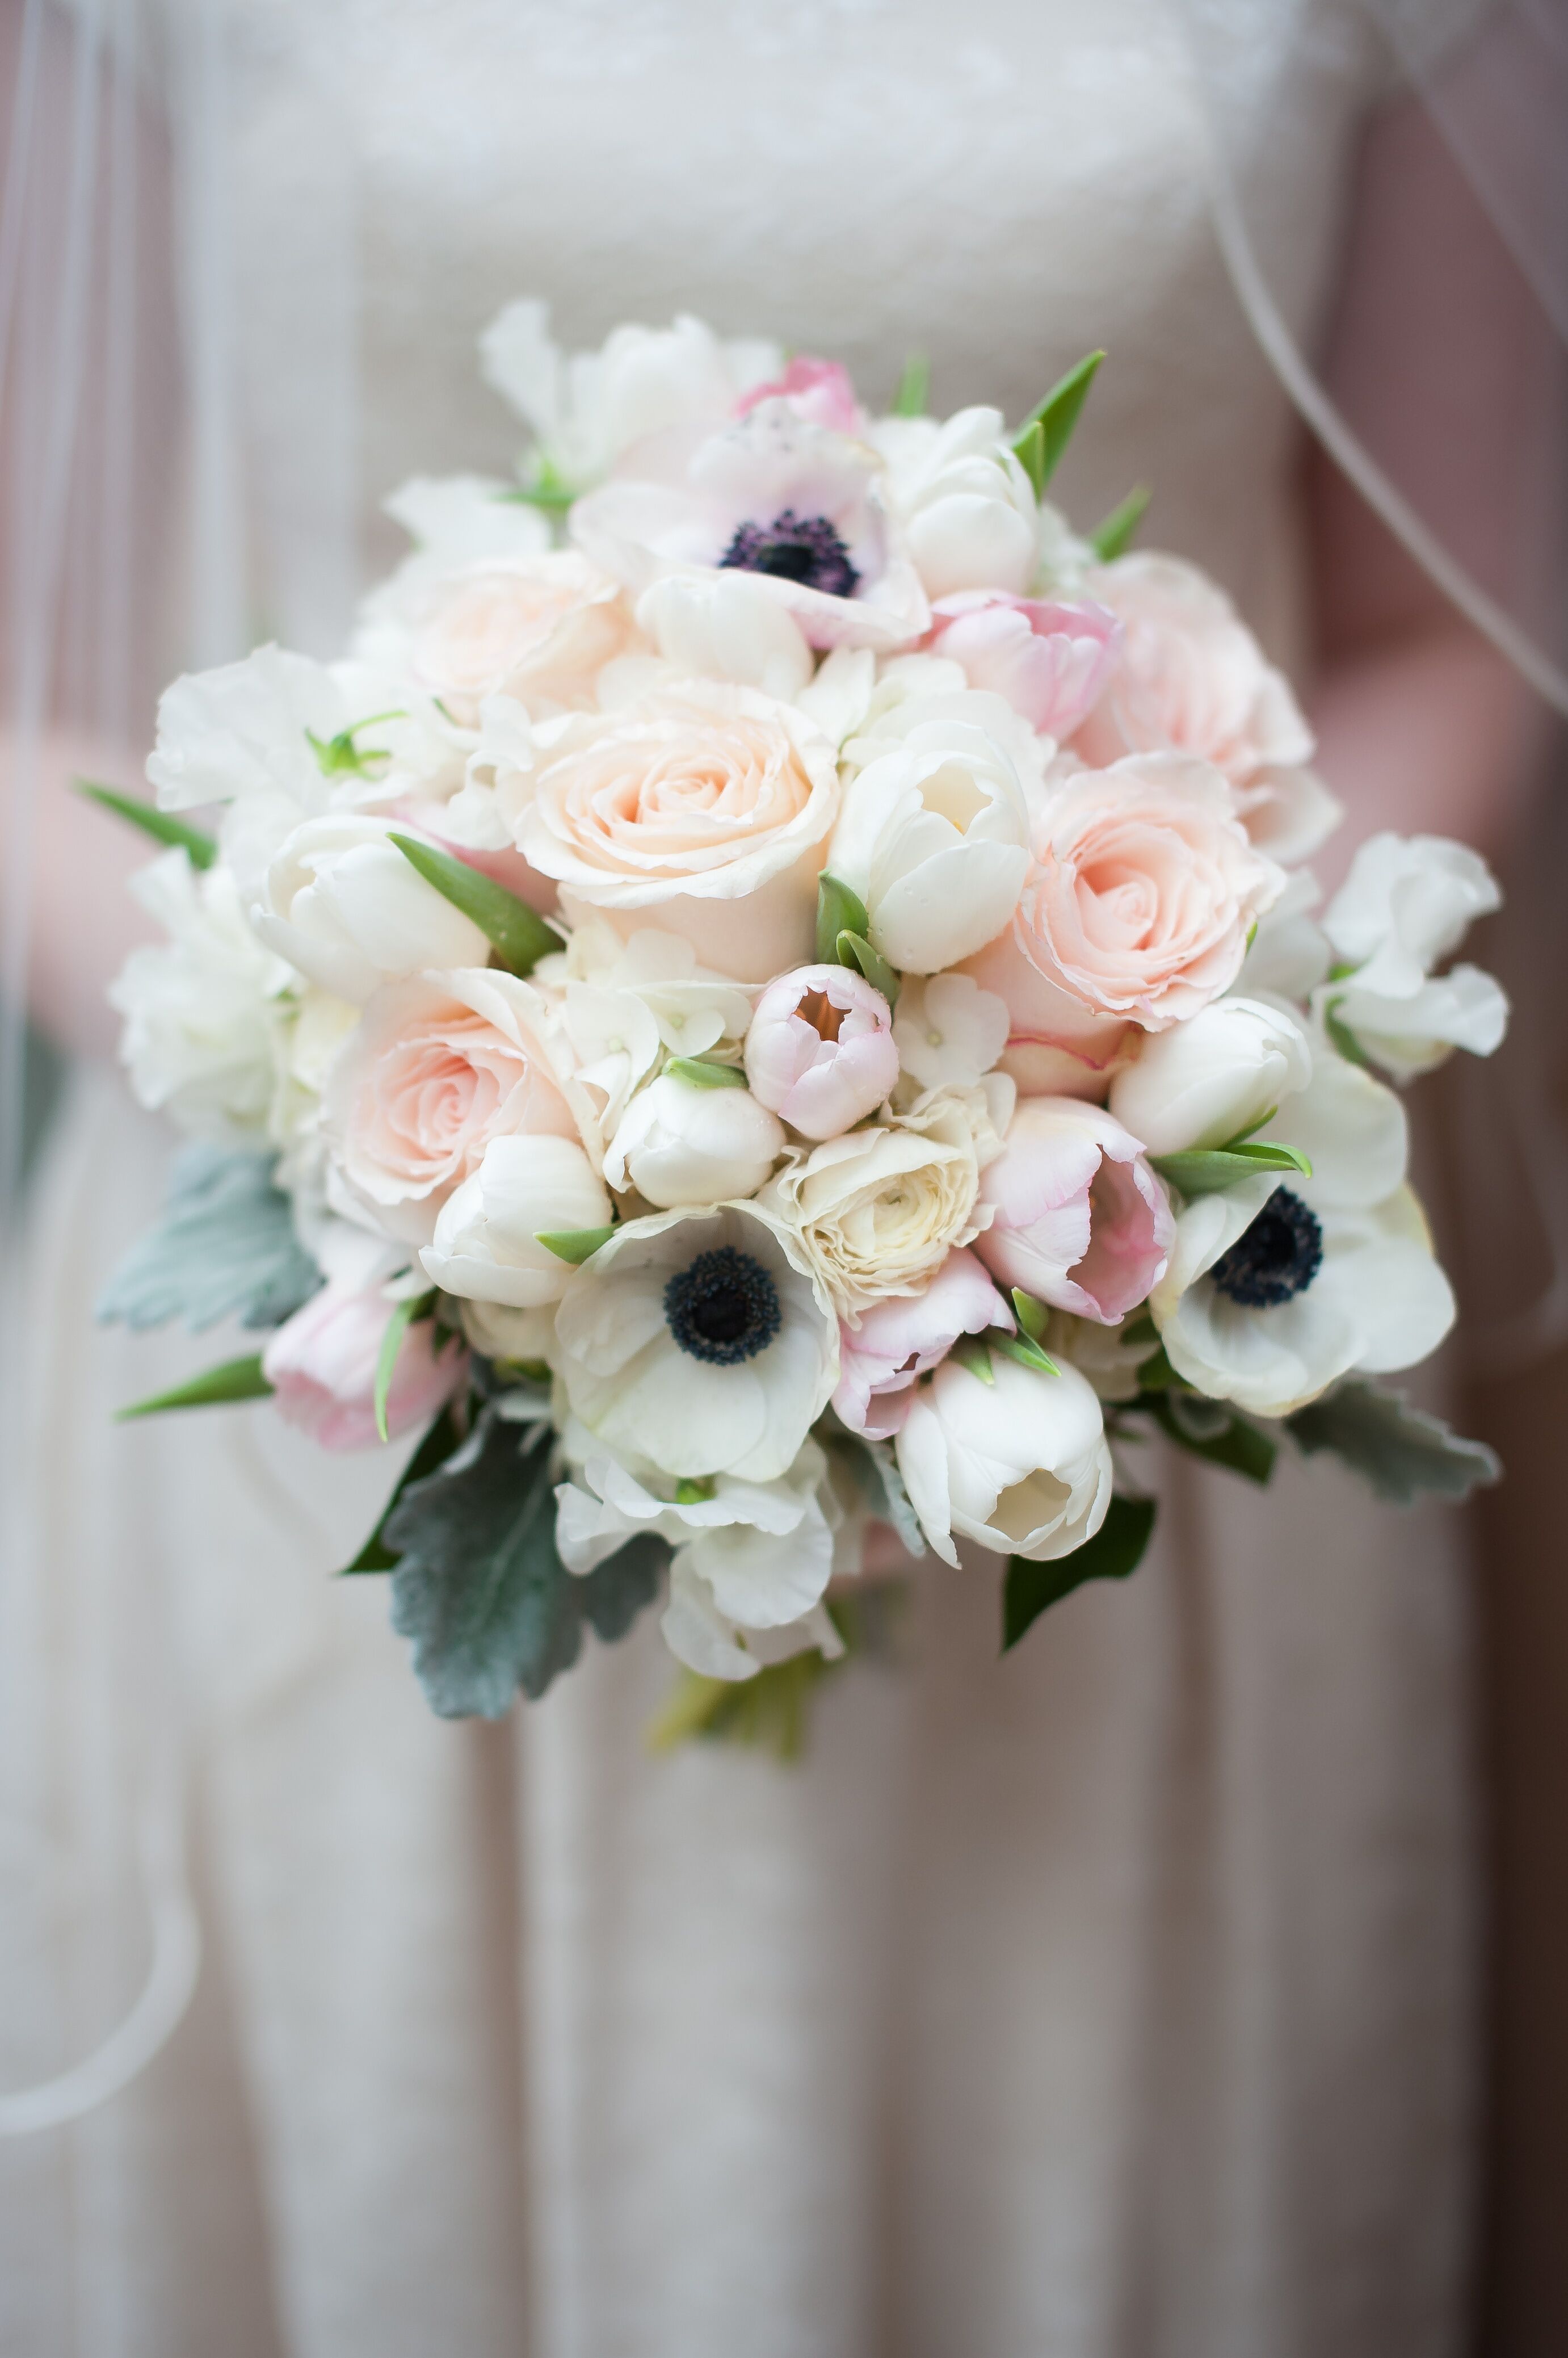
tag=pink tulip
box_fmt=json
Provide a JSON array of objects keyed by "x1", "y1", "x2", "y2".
[
  {"x1": 833, "y1": 1247, "x2": 1008, "y2": 1439},
  {"x1": 734, "y1": 356, "x2": 864, "y2": 437},
  {"x1": 262, "y1": 1282, "x2": 468, "y2": 1452},
  {"x1": 974, "y1": 1098, "x2": 1173, "y2": 1325},
  {"x1": 743, "y1": 963, "x2": 899, "y2": 1140},
  {"x1": 924, "y1": 591, "x2": 1122, "y2": 740}
]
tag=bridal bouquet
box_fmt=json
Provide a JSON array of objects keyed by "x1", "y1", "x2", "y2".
[{"x1": 95, "y1": 304, "x2": 1504, "y2": 1734}]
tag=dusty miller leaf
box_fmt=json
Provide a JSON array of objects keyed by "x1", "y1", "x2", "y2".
[
  {"x1": 1286, "y1": 1381, "x2": 1500, "y2": 1506},
  {"x1": 98, "y1": 1147, "x2": 321, "y2": 1333}
]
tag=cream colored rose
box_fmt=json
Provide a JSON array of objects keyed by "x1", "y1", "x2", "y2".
[
  {"x1": 500, "y1": 685, "x2": 840, "y2": 981},
  {"x1": 760, "y1": 1080, "x2": 1008, "y2": 1320},
  {"x1": 408, "y1": 552, "x2": 642, "y2": 723}
]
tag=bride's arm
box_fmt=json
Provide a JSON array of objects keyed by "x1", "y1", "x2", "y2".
[{"x1": 1305, "y1": 82, "x2": 1561, "y2": 867}]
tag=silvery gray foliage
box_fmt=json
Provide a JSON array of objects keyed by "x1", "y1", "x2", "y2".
[
  {"x1": 96, "y1": 1146, "x2": 321, "y2": 1333},
  {"x1": 1287, "y1": 1381, "x2": 1501, "y2": 1506},
  {"x1": 386, "y1": 1407, "x2": 665, "y2": 1718},
  {"x1": 828, "y1": 1421, "x2": 927, "y2": 1558}
]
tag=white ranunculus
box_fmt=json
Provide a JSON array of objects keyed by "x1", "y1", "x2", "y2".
[
  {"x1": 420, "y1": 1134, "x2": 612, "y2": 1308},
  {"x1": 254, "y1": 816, "x2": 491, "y2": 1002},
  {"x1": 895, "y1": 1353, "x2": 1113, "y2": 1568},
  {"x1": 761, "y1": 1078, "x2": 1010, "y2": 1318},
  {"x1": 827, "y1": 719, "x2": 1032, "y2": 974},
  {"x1": 480, "y1": 300, "x2": 781, "y2": 496},
  {"x1": 872, "y1": 408, "x2": 1039, "y2": 599},
  {"x1": 1150, "y1": 1039, "x2": 1453, "y2": 1415},
  {"x1": 603, "y1": 1072, "x2": 785, "y2": 1208},
  {"x1": 553, "y1": 1202, "x2": 839, "y2": 1483},
  {"x1": 108, "y1": 851, "x2": 292, "y2": 1145},
  {"x1": 635, "y1": 573, "x2": 814, "y2": 699},
  {"x1": 1317, "y1": 830, "x2": 1507, "y2": 1080},
  {"x1": 1108, "y1": 996, "x2": 1313, "y2": 1155}
]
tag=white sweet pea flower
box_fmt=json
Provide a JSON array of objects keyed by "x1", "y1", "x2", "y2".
[
  {"x1": 554, "y1": 1202, "x2": 838, "y2": 1483},
  {"x1": 895, "y1": 1353, "x2": 1113, "y2": 1568},
  {"x1": 1150, "y1": 1040, "x2": 1454, "y2": 1415},
  {"x1": 420, "y1": 1134, "x2": 611, "y2": 1308},
  {"x1": 871, "y1": 406, "x2": 1039, "y2": 598},
  {"x1": 1317, "y1": 833, "x2": 1508, "y2": 1080},
  {"x1": 635, "y1": 572, "x2": 814, "y2": 699},
  {"x1": 555, "y1": 981, "x2": 664, "y2": 1139},
  {"x1": 480, "y1": 299, "x2": 781, "y2": 496},
  {"x1": 254, "y1": 816, "x2": 491, "y2": 1003},
  {"x1": 893, "y1": 972, "x2": 1010, "y2": 1091},
  {"x1": 828, "y1": 719, "x2": 1032, "y2": 974},
  {"x1": 661, "y1": 1574, "x2": 843, "y2": 1684},
  {"x1": 108, "y1": 850, "x2": 291, "y2": 1146},
  {"x1": 549, "y1": 920, "x2": 754, "y2": 1058},
  {"x1": 1109, "y1": 996, "x2": 1312, "y2": 1155},
  {"x1": 1235, "y1": 870, "x2": 1331, "y2": 1000},
  {"x1": 603, "y1": 1071, "x2": 785, "y2": 1207}
]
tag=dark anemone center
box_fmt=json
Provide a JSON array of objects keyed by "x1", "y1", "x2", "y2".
[
  {"x1": 718, "y1": 509, "x2": 859, "y2": 599},
  {"x1": 1209, "y1": 1188, "x2": 1323, "y2": 1310},
  {"x1": 663, "y1": 1245, "x2": 783, "y2": 1366}
]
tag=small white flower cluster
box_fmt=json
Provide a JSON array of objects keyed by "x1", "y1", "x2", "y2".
[{"x1": 110, "y1": 306, "x2": 1508, "y2": 1701}]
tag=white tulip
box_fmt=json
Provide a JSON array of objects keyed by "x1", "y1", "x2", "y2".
[
  {"x1": 1109, "y1": 996, "x2": 1312, "y2": 1155},
  {"x1": 255, "y1": 816, "x2": 490, "y2": 1003},
  {"x1": 896, "y1": 1352, "x2": 1113, "y2": 1569},
  {"x1": 872, "y1": 408, "x2": 1039, "y2": 599},
  {"x1": 827, "y1": 719, "x2": 1031, "y2": 974},
  {"x1": 603, "y1": 1072, "x2": 785, "y2": 1208},
  {"x1": 420, "y1": 1134, "x2": 612, "y2": 1308}
]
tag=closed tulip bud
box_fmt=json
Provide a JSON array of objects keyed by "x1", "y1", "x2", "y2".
[
  {"x1": 896, "y1": 1352, "x2": 1113, "y2": 1567},
  {"x1": 1108, "y1": 995, "x2": 1311, "y2": 1155},
  {"x1": 744, "y1": 963, "x2": 899, "y2": 1139},
  {"x1": 420, "y1": 1134, "x2": 612, "y2": 1306},
  {"x1": 603, "y1": 1071, "x2": 785, "y2": 1208},
  {"x1": 255, "y1": 816, "x2": 490, "y2": 1003},
  {"x1": 976, "y1": 1097, "x2": 1172, "y2": 1324}
]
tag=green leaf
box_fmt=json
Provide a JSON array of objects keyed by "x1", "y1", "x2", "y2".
[
  {"x1": 890, "y1": 352, "x2": 930, "y2": 418},
  {"x1": 116, "y1": 1353, "x2": 273, "y2": 1420},
  {"x1": 75, "y1": 779, "x2": 217, "y2": 868},
  {"x1": 1287, "y1": 1380, "x2": 1500, "y2": 1506},
  {"x1": 306, "y1": 710, "x2": 403, "y2": 778},
  {"x1": 836, "y1": 929, "x2": 900, "y2": 1007},
  {"x1": 1087, "y1": 484, "x2": 1151, "y2": 563},
  {"x1": 1136, "y1": 1343, "x2": 1187, "y2": 1392},
  {"x1": 950, "y1": 1335, "x2": 995, "y2": 1383},
  {"x1": 1150, "y1": 1140, "x2": 1312, "y2": 1198},
  {"x1": 97, "y1": 1146, "x2": 321, "y2": 1333},
  {"x1": 1003, "y1": 1493, "x2": 1156, "y2": 1651},
  {"x1": 1011, "y1": 350, "x2": 1105, "y2": 491},
  {"x1": 1012, "y1": 418, "x2": 1048, "y2": 501},
  {"x1": 496, "y1": 459, "x2": 577, "y2": 515},
  {"x1": 535, "y1": 1224, "x2": 617, "y2": 1265},
  {"x1": 1140, "y1": 1391, "x2": 1277, "y2": 1485},
  {"x1": 384, "y1": 1411, "x2": 663, "y2": 1715},
  {"x1": 1322, "y1": 997, "x2": 1373, "y2": 1071},
  {"x1": 990, "y1": 1329, "x2": 1060, "y2": 1376},
  {"x1": 816, "y1": 871, "x2": 869, "y2": 965},
  {"x1": 665, "y1": 1055, "x2": 748, "y2": 1089},
  {"x1": 388, "y1": 832, "x2": 560, "y2": 977},
  {"x1": 374, "y1": 1289, "x2": 435, "y2": 1445},
  {"x1": 339, "y1": 1400, "x2": 469, "y2": 1574},
  {"x1": 647, "y1": 1654, "x2": 833, "y2": 1762},
  {"x1": 675, "y1": 1476, "x2": 717, "y2": 1505},
  {"x1": 1010, "y1": 1287, "x2": 1049, "y2": 1343}
]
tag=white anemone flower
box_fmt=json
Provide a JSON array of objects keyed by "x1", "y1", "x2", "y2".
[
  {"x1": 553, "y1": 1202, "x2": 838, "y2": 1484},
  {"x1": 1150, "y1": 1040, "x2": 1455, "y2": 1415}
]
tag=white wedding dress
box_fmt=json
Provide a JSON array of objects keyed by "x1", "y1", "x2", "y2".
[{"x1": 3, "y1": 3, "x2": 1486, "y2": 2353}]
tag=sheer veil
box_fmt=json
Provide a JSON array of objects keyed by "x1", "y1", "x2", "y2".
[{"x1": 0, "y1": 0, "x2": 1562, "y2": 2161}]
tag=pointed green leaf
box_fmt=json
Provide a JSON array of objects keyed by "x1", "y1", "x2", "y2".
[
  {"x1": 1012, "y1": 417, "x2": 1047, "y2": 500},
  {"x1": 665, "y1": 1056, "x2": 748, "y2": 1089},
  {"x1": 990, "y1": 1328, "x2": 1060, "y2": 1377},
  {"x1": 890, "y1": 352, "x2": 930, "y2": 418},
  {"x1": 816, "y1": 871, "x2": 870, "y2": 965},
  {"x1": 950, "y1": 1335, "x2": 995, "y2": 1384},
  {"x1": 1010, "y1": 1286, "x2": 1049, "y2": 1344},
  {"x1": 75, "y1": 779, "x2": 217, "y2": 869},
  {"x1": 374, "y1": 1289, "x2": 435, "y2": 1445},
  {"x1": 339, "y1": 1400, "x2": 469, "y2": 1574},
  {"x1": 306, "y1": 710, "x2": 403, "y2": 779},
  {"x1": 1322, "y1": 998, "x2": 1373, "y2": 1071},
  {"x1": 1150, "y1": 1140, "x2": 1312, "y2": 1198},
  {"x1": 388, "y1": 832, "x2": 560, "y2": 977},
  {"x1": 1003, "y1": 1492, "x2": 1156, "y2": 1651},
  {"x1": 835, "y1": 929, "x2": 900, "y2": 1006},
  {"x1": 535, "y1": 1224, "x2": 616, "y2": 1265},
  {"x1": 1088, "y1": 484, "x2": 1151, "y2": 563},
  {"x1": 1012, "y1": 350, "x2": 1105, "y2": 490},
  {"x1": 116, "y1": 1352, "x2": 272, "y2": 1420}
]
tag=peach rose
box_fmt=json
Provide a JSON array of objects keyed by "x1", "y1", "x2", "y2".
[
  {"x1": 322, "y1": 967, "x2": 585, "y2": 1243},
  {"x1": 503, "y1": 685, "x2": 839, "y2": 981},
  {"x1": 409, "y1": 552, "x2": 642, "y2": 723},
  {"x1": 980, "y1": 754, "x2": 1285, "y2": 1051}
]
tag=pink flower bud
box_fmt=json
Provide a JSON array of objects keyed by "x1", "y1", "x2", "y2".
[
  {"x1": 734, "y1": 356, "x2": 864, "y2": 437},
  {"x1": 262, "y1": 1282, "x2": 467, "y2": 1452},
  {"x1": 974, "y1": 1098, "x2": 1173, "y2": 1325},
  {"x1": 924, "y1": 591, "x2": 1122, "y2": 740},
  {"x1": 743, "y1": 962, "x2": 899, "y2": 1140},
  {"x1": 833, "y1": 1247, "x2": 1008, "y2": 1438}
]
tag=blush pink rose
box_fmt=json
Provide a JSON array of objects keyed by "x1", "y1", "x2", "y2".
[
  {"x1": 975, "y1": 1098, "x2": 1173, "y2": 1324},
  {"x1": 961, "y1": 926, "x2": 1135, "y2": 1100},
  {"x1": 323, "y1": 968, "x2": 583, "y2": 1243},
  {"x1": 924, "y1": 591, "x2": 1122, "y2": 740},
  {"x1": 262, "y1": 1282, "x2": 467, "y2": 1452},
  {"x1": 832, "y1": 1245, "x2": 1007, "y2": 1438},
  {"x1": 744, "y1": 963, "x2": 899, "y2": 1139},
  {"x1": 734, "y1": 356, "x2": 864, "y2": 436},
  {"x1": 409, "y1": 552, "x2": 642, "y2": 724}
]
